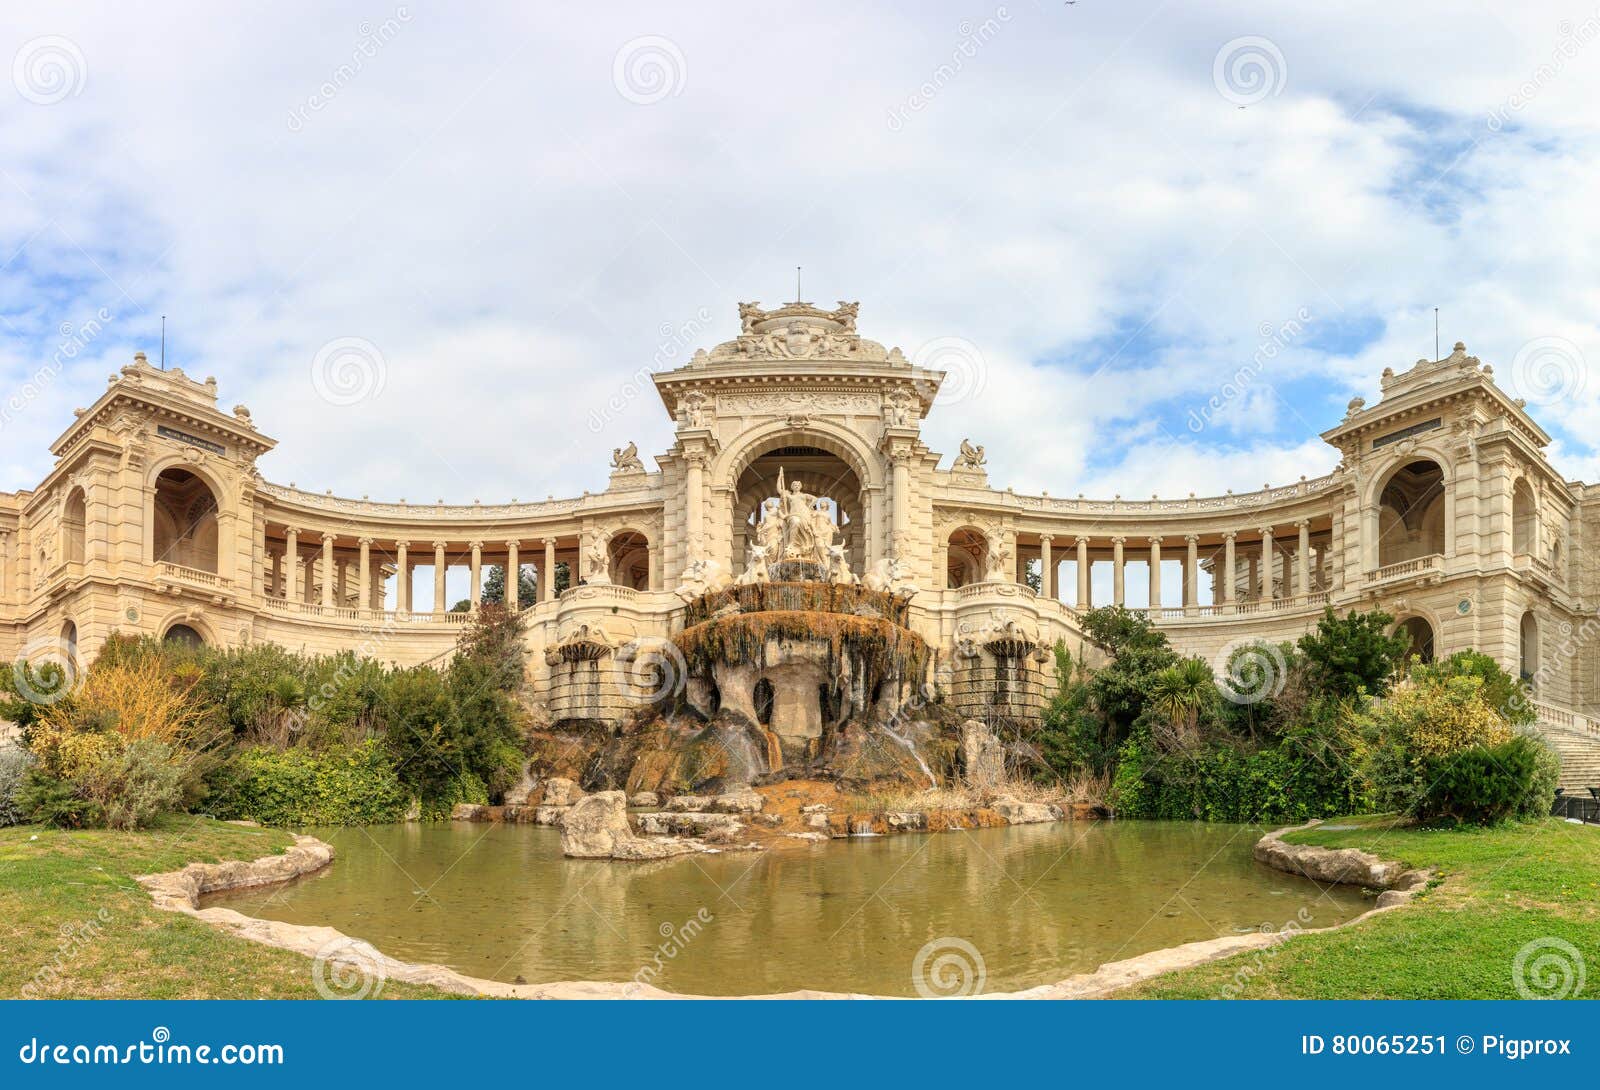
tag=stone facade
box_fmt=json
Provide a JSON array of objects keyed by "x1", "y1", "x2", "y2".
[{"x1": 3, "y1": 305, "x2": 1597, "y2": 747}]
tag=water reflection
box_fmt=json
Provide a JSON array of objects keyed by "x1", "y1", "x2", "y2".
[{"x1": 209, "y1": 821, "x2": 1369, "y2": 996}]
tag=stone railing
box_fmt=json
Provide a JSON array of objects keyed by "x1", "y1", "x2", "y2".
[
  {"x1": 260, "y1": 598, "x2": 477, "y2": 625},
  {"x1": 954, "y1": 580, "x2": 1038, "y2": 601},
  {"x1": 155, "y1": 562, "x2": 230, "y2": 589},
  {"x1": 1363, "y1": 554, "x2": 1443, "y2": 586},
  {"x1": 1131, "y1": 591, "x2": 1330, "y2": 624},
  {"x1": 1533, "y1": 700, "x2": 1600, "y2": 738},
  {"x1": 949, "y1": 470, "x2": 1344, "y2": 515},
  {"x1": 560, "y1": 582, "x2": 645, "y2": 604},
  {"x1": 257, "y1": 479, "x2": 657, "y2": 519}
]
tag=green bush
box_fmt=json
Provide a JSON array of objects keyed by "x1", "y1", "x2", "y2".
[
  {"x1": 208, "y1": 740, "x2": 407, "y2": 825},
  {"x1": 73, "y1": 738, "x2": 188, "y2": 830},
  {"x1": 1421, "y1": 735, "x2": 1556, "y2": 825},
  {"x1": 17, "y1": 770, "x2": 103, "y2": 829},
  {"x1": 1298, "y1": 607, "x2": 1409, "y2": 701},
  {"x1": 1110, "y1": 729, "x2": 1369, "y2": 823},
  {"x1": 0, "y1": 747, "x2": 35, "y2": 826}
]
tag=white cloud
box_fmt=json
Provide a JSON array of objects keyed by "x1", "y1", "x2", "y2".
[{"x1": 1, "y1": 1, "x2": 1599, "y2": 504}]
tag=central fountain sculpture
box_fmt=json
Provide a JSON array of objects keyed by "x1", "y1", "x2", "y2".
[{"x1": 666, "y1": 467, "x2": 938, "y2": 780}]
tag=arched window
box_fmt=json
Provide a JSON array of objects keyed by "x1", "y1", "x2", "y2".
[
  {"x1": 1519, "y1": 611, "x2": 1539, "y2": 684},
  {"x1": 63, "y1": 489, "x2": 86, "y2": 566},
  {"x1": 153, "y1": 468, "x2": 220, "y2": 573},
  {"x1": 1512, "y1": 479, "x2": 1536, "y2": 555},
  {"x1": 1377, "y1": 460, "x2": 1445, "y2": 567},
  {"x1": 1396, "y1": 616, "x2": 1435, "y2": 664},
  {"x1": 946, "y1": 528, "x2": 988, "y2": 589},
  {"x1": 163, "y1": 623, "x2": 204, "y2": 648},
  {"x1": 607, "y1": 531, "x2": 652, "y2": 590}
]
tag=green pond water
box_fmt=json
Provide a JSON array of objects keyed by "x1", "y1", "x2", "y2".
[{"x1": 206, "y1": 821, "x2": 1370, "y2": 996}]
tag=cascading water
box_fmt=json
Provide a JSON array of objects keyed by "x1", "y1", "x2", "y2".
[{"x1": 878, "y1": 721, "x2": 936, "y2": 787}]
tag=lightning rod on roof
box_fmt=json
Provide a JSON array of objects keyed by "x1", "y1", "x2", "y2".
[{"x1": 161, "y1": 315, "x2": 166, "y2": 370}]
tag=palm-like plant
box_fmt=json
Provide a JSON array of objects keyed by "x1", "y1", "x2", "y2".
[{"x1": 1149, "y1": 657, "x2": 1216, "y2": 746}]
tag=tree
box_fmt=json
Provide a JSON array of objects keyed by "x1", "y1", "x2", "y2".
[
  {"x1": 1297, "y1": 607, "x2": 1409, "y2": 701},
  {"x1": 1148, "y1": 657, "x2": 1217, "y2": 747},
  {"x1": 1412, "y1": 650, "x2": 1535, "y2": 727},
  {"x1": 1078, "y1": 606, "x2": 1179, "y2": 750},
  {"x1": 481, "y1": 564, "x2": 539, "y2": 608}
]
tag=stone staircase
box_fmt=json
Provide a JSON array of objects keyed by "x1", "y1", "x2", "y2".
[{"x1": 1532, "y1": 703, "x2": 1600, "y2": 792}]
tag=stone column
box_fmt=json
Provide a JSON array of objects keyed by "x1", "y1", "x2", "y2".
[
  {"x1": 685, "y1": 453, "x2": 705, "y2": 558},
  {"x1": 269, "y1": 549, "x2": 281, "y2": 598},
  {"x1": 1258, "y1": 526, "x2": 1274, "y2": 599},
  {"x1": 1221, "y1": 531, "x2": 1236, "y2": 604},
  {"x1": 505, "y1": 541, "x2": 520, "y2": 610},
  {"x1": 336, "y1": 557, "x2": 349, "y2": 607},
  {"x1": 1296, "y1": 521, "x2": 1310, "y2": 597},
  {"x1": 469, "y1": 541, "x2": 483, "y2": 607},
  {"x1": 284, "y1": 527, "x2": 300, "y2": 602},
  {"x1": 1184, "y1": 534, "x2": 1199, "y2": 610},
  {"x1": 1148, "y1": 537, "x2": 1163, "y2": 611},
  {"x1": 543, "y1": 537, "x2": 557, "y2": 602},
  {"x1": 1075, "y1": 536, "x2": 1089, "y2": 607},
  {"x1": 1112, "y1": 536, "x2": 1126, "y2": 606},
  {"x1": 395, "y1": 541, "x2": 410, "y2": 612},
  {"x1": 320, "y1": 533, "x2": 335, "y2": 607},
  {"x1": 1040, "y1": 535, "x2": 1053, "y2": 601},
  {"x1": 433, "y1": 541, "x2": 447, "y2": 613},
  {"x1": 891, "y1": 450, "x2": 912, "y2": 557},
  {"x1": 358, "y1": 538, "x2": 372, "y2": 609}
]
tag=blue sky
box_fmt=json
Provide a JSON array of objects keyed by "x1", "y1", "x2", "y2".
[{"x1": 3, "y1": 1, "x2": 1600, "y2": 507}]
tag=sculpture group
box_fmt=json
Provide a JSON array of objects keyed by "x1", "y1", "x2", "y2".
[{"x1": 740, "y1": 467, "x2": 853, "y2": 586}]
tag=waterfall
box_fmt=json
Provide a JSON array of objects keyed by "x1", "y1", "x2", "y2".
[{"x1": 879, "y1": 722, "x2": 936, "y2": 787}]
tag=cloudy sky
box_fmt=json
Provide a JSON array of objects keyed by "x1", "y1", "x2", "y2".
[{"x1": 3, "y1": 1, "x2": 1600, "y2": 507}]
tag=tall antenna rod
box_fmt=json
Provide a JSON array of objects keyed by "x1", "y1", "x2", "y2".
[
  {"x1": 161, "y1": 316, "x2": 166, "y2": 370},
  {"x1": 796, "y1": 265, "x2": 802, "y2": 301},
  {"x1": 1434, "y1": 307, "x2": 1439, "y2": 361}
]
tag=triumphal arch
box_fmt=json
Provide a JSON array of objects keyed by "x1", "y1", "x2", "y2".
[{"x1": 3, "y1": 301, "x2": 1598, "y2": 780}]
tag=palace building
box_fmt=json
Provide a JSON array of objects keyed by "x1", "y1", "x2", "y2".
[{"x1": 4, "y1": 300, "x2": 1598, "y2": 781}]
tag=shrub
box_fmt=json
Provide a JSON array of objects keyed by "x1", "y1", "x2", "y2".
[
  {"x1": 1298, "y1": 607, "x2": 1409, "y2": 701},
  {"x1": 18, "y1": 770, "x2": 102, "y2": 829},
  {"x1": 1412, "y1": 650, "x2": 1535, "y2": 727},
  {"x1": 73, "y1": 738, "x2": 188, "y2": 830},
  {"x1": 0, "y1": 747, "x2": 36, "y2": 826},
  {"x1": 208, "y1": 740, "x2": 407, "y2": 826},
  {"x1": 1422, "y1": 735, "x2": 1555, "y2": 825},
  {"x1": 1363, "y1": 674, "x2": 1525, "y2": 822}
]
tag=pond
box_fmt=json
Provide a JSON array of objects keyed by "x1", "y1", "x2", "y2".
[{"x1": 207, "y1": 820, "x2": 1370, "y2": 996}]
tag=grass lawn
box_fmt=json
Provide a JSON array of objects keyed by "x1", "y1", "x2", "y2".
[
  {"x1": 0, "y1": 815, "x2": 452, "y2": 999},
  {"x1": 1127, "y1": 814, "x2": 1600, "y2": 999}
]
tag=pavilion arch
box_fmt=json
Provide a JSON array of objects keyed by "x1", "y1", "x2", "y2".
[
  {"x1": 1511, "y1": 477, "x2": 1537, "y2": 555},
  {"x1": 1393, "y1": 613, "x2": 1437, "y2": 665},
  {"x1": 1519, "y1": 610, "x2": 1539, "y2": 684},
  {"x1": 147, "y1": 458, "x2": 231, "y2": 577},
  {"x1": 62, "y1": 486, "x2": 87, "y2": 566},
  {"x1": 716, "y1": 420, "x2": 883, "y2": 493},
  {"x1": 1368, "y1": 455, "x2": 1450, "y2": 568},
  {"x1": 946, "y1": 526, "x2": 989, "y2": 588},
  {"x1": 606, "y1": 528, "x2": 654, "y2": 590},
  {"x1": 720, "y1": 422, "x2": 881, "y2": 576},
  {"x1": 154, "y1": 608, "x2": 218, "y2": 648}
]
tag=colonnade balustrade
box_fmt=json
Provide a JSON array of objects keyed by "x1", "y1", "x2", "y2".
[
  {"x1": 969, "y1": 522, "x2": 1336, "y2": 624},
  {"x1": 259, "y1": 528, "x2": 607, "y2": 624}
]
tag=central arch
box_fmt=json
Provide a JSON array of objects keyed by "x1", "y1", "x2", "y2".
[{"x1": 715, "y1": 421, "x2": 883, "y2": 577}]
